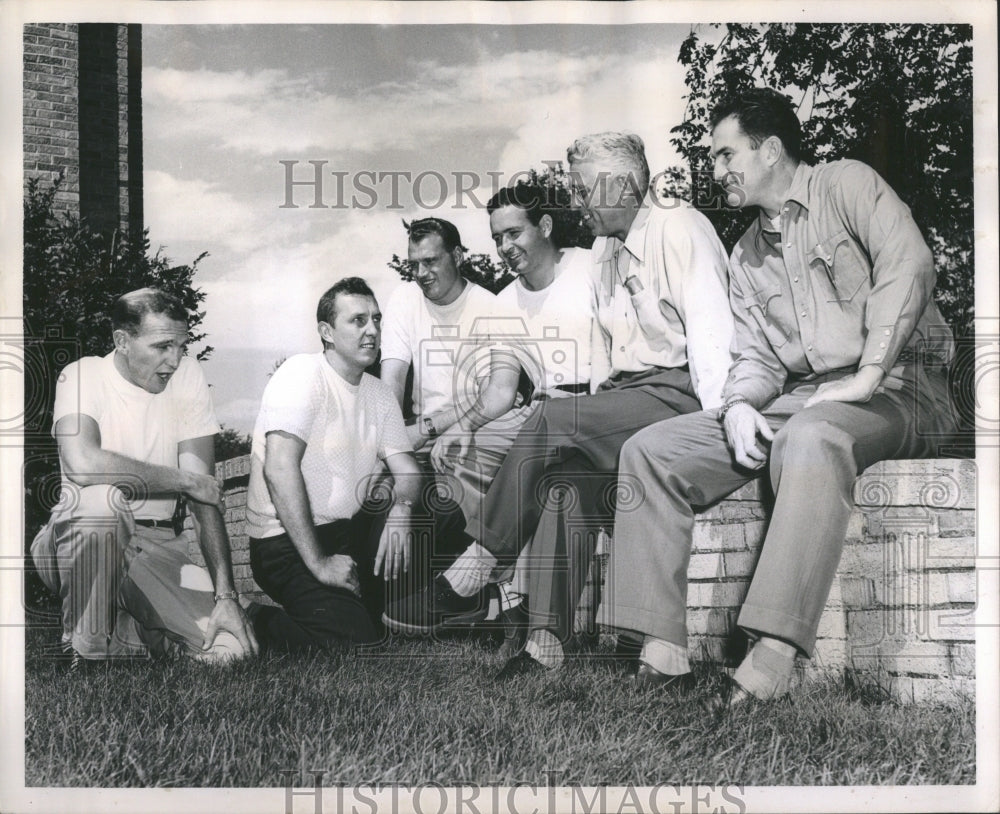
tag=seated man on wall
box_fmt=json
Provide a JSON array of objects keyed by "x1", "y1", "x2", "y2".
[
  {"x1": 379, "y1": 217, "x2": 511, "y2": 593},
  {"x1": 31, "y1": 288, "x2": 259, "y2": 666},
  {"x1": 384, "y1": 133, "x2": 735, "y2": 680},
  {"x1": 246, "y1": 277, "x2": 420, "y2": 652},
  {"x1": 599, "y1": 88, "x2": 957, "y2": 703},
  {"x1": 413, "y1": 183, "x2": 602, "y2": 656}
]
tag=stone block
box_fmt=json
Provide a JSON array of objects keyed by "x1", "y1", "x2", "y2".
[
  {"x1": 722, "y1": 550, "x2": 759, "y2": 578},
  {"x1": 923, "y1": 537, "x2": 977, "y2": 568},
  {"x1": 936, "y1": 510, "x2": 976, "y2": 538},
  {"x1": 838, "y1": 543, "x2": 886, "y2": 577},
  {"x1": 947, "y1": 570, "x2": 977, "y2": 604},
  {"x1": 686, "y1": 552, "x2": 725, "y2": 580},
  {"x1": 840, "y1": 576, "x2": 877, "y2": 607},
  {"x1": 687, "y1": 580, "x2": 748, "y2": 608},
  {"x1": 949, "y1": 642, "x2": 975, "y2": 676},
  {"x1": 686, "y1": 608, "x2": 734, "y2": 636},
  {"x1": 815, "y1": 608, "x2": 847, "y2": 640},
  {"x1": 854, "y1": 460, "x2": 975, "y2": 510},
  {"x1": 691, "y1": 522, "x2": 746, "y2": 553},
  {"x1": 852, "y1": 642, "x2": 951, "y2": 677},
  {"x1": 808, "y1": 638, "x2": 849, "y2": 672}
]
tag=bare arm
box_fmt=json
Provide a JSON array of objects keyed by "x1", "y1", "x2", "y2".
[
  {"x1": 179, "y1": 435, "x2": 258, "y2": 656},
  {"x1": 56, "y1": 414, "x2": 221, "y2": 504},
  {"x1": 262, "y1": 429, "x2": 360, "y2": 594}
]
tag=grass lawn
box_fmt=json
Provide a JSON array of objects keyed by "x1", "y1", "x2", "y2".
[{"x1": 24, "y1": 618, "x2": 975, "y2": 789}]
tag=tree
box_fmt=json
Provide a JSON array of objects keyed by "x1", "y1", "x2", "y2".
[
  {"x1": 22, "y1": 176, "x2": 214, "y2": 544},
  {"x1": 670, "y1": 23, "x2": 973, "y2": 341},
  {"x1": 215, "y1": 426, "x2": 253, "y2": 462}
]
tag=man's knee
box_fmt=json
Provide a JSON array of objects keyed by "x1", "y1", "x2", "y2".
[{"x1": 772, "y1": 412, "x2": 855, "y2": 462}]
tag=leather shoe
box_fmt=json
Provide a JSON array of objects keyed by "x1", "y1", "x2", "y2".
[
  {"x1": 497, "y1": 602, "x2": 529, "y2": 661},
  {"x1": 494, "y1": 651, "x2": 549, "y2": 682},
  {"x1": 705, "y1": 674, "x2": 757, "y2": 716},
  {"x1": 631, "y1": 663, "x2": 698, "y2": 693}
]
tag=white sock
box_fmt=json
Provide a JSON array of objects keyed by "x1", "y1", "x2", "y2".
[
  {"x1": 733, "y1": 638, "x2": 796, "y2": 699},
  {"x1": 640, "y1": 636, "x2": 691, "y2": 675},
  {"x1": 443, "y1": 541, "x2": 497, "y2": 597},
  {"x1": 507, "y1": 545, "x2": 531, "y2": 596},
  {"x1": 525, "y1": 629, "x2": 563, "y2": 669}
]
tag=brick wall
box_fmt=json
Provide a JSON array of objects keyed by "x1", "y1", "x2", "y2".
[
  {"x1": 23, "y1": 23, "x2": 143, "y2": 243},
  {"x1": 213, "y1": 455, "x2": 977, "y2": 704}
]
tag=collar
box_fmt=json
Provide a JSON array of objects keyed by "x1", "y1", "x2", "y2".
[
  {"x1": 755, "y1": 162, "x2": 813, "y2": 234},
  {"x1": 596, "y1": 190, "x2": 655, "y2": 264}
]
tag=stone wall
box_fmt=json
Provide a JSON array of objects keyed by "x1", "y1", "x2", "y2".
[{"x1": 211, "y1": 455, "x2": 977, "y2": 704}]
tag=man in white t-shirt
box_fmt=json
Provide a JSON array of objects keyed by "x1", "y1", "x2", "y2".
[
  {"x1": 246, "y1": 277, "x2": 420, "y2": 651},
  {"x1": 30, "y1": 288, "x2": 258, "y2": 665},
  {"x1": 380, "y1": 217, "x2": 513, "y2": 600},
  {"x1": 396, "y1": 184, "x2": 602, "y2": 657}
]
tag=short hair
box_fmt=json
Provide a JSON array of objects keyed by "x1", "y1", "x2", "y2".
[
  {"x1": 404, "y1": 217, "x2": 465, "y2": 252},
  {"x1": 566, "y1": 132, "x2": 650, "y2": 193},
  {"x1": 316, "y1": 277, "x2": 376, "y2": 330},
  {"x1": 111, "y1": 288, "x2": 187, "y2": 335},
  {"x1": 486, "y1": 183, "x2": 555, "y2": 226},
  {"x1": 709, "y1": 88, "x2": 803, "y2": 162}
]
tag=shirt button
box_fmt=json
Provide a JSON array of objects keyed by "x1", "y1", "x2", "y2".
[
  {"x1": 793, "y1": 277, "x2": 799, "y2": 283},
  {"x1": 785, "y1": 243, "x2": 792, "y2": 248},
  {"x1": 884, "y1": 329, "x2": 891, "y2": 335},
  {"x1": 801, "y1": 311, "x2": 807, "y2": 317},
  {"x1": 620, "y1": 346, "x2": 625, "y2": 352},
  {"x1": 875, "y1": 355, "x2": 883, "y2": 361},
  {"x1": 879, "y1": 342, "x2": 886, "y2": 349},
  {"x1": 807, "y1": 345, "x2": 813, "y2": 351},
  {"x1": 782, "y1": 207, "x2": 789, "y2": 213}
]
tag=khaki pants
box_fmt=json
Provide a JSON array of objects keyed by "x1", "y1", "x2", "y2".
[{"x1": 31, "y1": 483, "x2": 245, "y2": 661}]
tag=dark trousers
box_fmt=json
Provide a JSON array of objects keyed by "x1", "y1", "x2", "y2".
[{"x1": 250, "y1": 514, "x2": 385, "y2": 652}]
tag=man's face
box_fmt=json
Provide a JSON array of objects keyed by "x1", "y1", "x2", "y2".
[
  {"x1": 568, "y1": 158, "x2": 633, "y2": 238},
  {"x1": 114, "y1": 312, "x2": 188, "y2": 394},
  {"x1": 324, "y1": 293, "x2": 382, "y2": 373},
  {"x1": 711, "y1": 115, "x2": 768, "y2": 209},
  {"x1": 489, "y1": 205, "x2": 552, "y2": 277},
  {"x1": 408, "y1": 234, "x2": 463, "y2": 306}
]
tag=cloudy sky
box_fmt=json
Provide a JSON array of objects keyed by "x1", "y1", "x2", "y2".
[{"x1": 143, "y1": 23, "x2": 715, "y2": 432}]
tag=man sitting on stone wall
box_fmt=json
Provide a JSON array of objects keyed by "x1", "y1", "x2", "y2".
[
  {"x1": 31, "y1": 288, "x2": 259, "y2": 666},
  {"x1": 598, "y1": 88, "x2": 958, "y2": 705}
]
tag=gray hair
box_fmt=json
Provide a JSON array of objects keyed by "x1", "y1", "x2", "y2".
[{"x1": 566, "y1": 132, "x2": 650, "y2": 193}]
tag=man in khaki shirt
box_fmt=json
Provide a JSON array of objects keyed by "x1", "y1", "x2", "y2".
[{"x1": 598, "y1": 87, "x2": 957, "y2": 702}]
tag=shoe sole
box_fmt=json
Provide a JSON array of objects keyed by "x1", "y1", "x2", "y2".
[{"x1": 382, "y1": 608, "x2": 489, "y2": 635}]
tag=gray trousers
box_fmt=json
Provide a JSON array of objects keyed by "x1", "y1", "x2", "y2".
[
  {"x1": 466, "y1": 367, "x2": 702, "y2": 642},
  {"x1": 597, "y1": 365, "x2": 956, "y2": 656}
]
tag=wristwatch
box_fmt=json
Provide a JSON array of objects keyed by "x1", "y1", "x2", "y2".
[
  {"x1": 213, "y1": 590, "x2": 240, "y2": 603},
  {"x1": 422, "y1": 415, "x2": 438, "y2": 438}
]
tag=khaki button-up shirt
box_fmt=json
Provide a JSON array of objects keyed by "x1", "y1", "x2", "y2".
[
  {"x1": 723, "y1": 160, "x2": 955, "y2": 408},
  {"x1": 591, "y1": 193, "x2": 735, "y2": 409}
]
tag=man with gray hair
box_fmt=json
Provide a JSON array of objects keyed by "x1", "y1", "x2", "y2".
[
  {"x1": 31, "y1": 287, "x2": 258, "y2": 666},
  {"x1": 384, "y1": 132, "x2": 735, "y2": 678}
]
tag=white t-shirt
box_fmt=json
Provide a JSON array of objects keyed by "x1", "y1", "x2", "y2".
[
  {"x1": 245, "y1": 353, "x2": 411, "y2": 539},
  {"x1": 494, "y1": 247, "x2": 598, "y2": 395},
  {"x1": 52, "y1": 352, "x2": 220, "y2": 520},
  {"x1": 380, "y1": 280, "x2": 497, "y2": 417}
]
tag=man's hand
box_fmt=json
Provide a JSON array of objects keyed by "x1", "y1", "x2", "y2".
[
  {"x1": 804, "y1": 366, "x2": 885, "y2": 408},
  {"x1": 406, "y1": 423, "x2": 428, "y2": 452},
  {"x1": 374, "y1": 506, "x2": 412, "y2": 581},
  {"x1": 182, "y1": 470, "x2": 222, "y2": 506},
  {"x1": 201, "y1": 598, "x2": 260, "y2": 658},
  {"x1": 430, "y1": 426, "x2": 470, "y2": 473},
  {"x1": 311, "y1": 554, "x2": 361, "y2": 596},
  {"x1": 723, "y1": 402, "x2": 774, "y2": 470}
]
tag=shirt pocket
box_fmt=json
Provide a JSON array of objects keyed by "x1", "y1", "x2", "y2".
[
  {"x1": 807, "y1": 230, "x2": 869, "y2": 303},
  {"x1": 741, "y1": 284, "x2": 788, "y2": 348}
]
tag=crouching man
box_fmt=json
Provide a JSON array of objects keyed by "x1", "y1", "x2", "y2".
[
  {"x1": 31, "y1": 288, "x2": 258, "y2": 665},
  {"x1": 246, "y1": 277, "x2": 420, "y2": 651}
]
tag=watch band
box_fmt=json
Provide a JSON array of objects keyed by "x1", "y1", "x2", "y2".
[
  {"x1": 213, "y1": 590, "x2": 239, "y2": 603},
  {"x1": 422, "y1": 415, "x2": 438, "y2": 438}
]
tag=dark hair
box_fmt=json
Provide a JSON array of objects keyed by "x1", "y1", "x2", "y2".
[
  {"x1": 404, "y1": 217, "x2": 465, "y2": 252},
  {"x1": 709, "y1": 88, "x2": 803, "y2": 162},
  {"x1": 486, "y1": 183, "x2": 554, "y2": 226},
  {"x1": 317, "y1": 277, "x2": 376, "y2": 332},
  {"x1": 111, "y1": 288, "x2": 188, "y2": 335}
]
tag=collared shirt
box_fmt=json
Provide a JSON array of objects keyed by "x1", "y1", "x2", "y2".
[
  {"x1": 723, "y1": 160, "x2": 955, "y2": 408},
  {"x1": 590, "y1": 193, "x2": 734, "y2": 409}
]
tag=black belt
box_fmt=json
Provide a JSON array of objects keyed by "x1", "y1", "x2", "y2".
[
  {"x1": 554, "y1": 381, "x2": 590, "y2": 395},
  {"x1": 135, "y1": 518, "x2": 177, "y2": 532}
]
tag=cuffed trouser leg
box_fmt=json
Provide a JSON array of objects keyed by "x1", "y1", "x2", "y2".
[
  {"x1": 738, "y1": 373, "x2": 953, "y2": 655},
  {"x1": 597, "y1": 410, "x2": 757, "y2": 647}
]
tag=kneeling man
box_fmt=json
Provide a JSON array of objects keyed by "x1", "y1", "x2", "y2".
[
  {"x1": 246, "y1": 277, "x2": 420, "y2": 651},
  {"x1": 31, "y1": 288, "x2": 258, "y2": 665}
]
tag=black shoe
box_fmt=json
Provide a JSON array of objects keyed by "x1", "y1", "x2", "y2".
[
  {"x1": 611, "y1": 634, "x2": 643, "y2": 674},
  {"x1": 630, "y1": 663, "x2": 698, "y2": 693},
  {"x1": 382, "y1": 574, "x2": 490, "y2": 634},
  {"x1": 494, "y1": 651, "x2": 548, "y2": 682},
  {"x1": 705, "y1": 674, "x2": 760, "y2": 717},
  {"x1": 496, "y1": 602, "x2": 529, "y2": 661}
]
